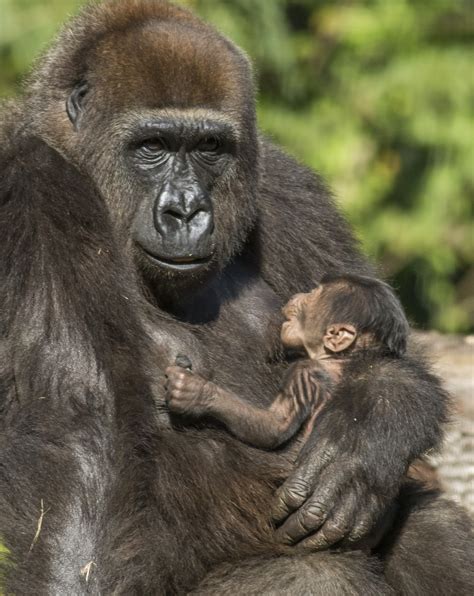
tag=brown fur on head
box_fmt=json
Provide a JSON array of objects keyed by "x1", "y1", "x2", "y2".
[{"x1": 25, "y1": 0, "x2": 259, "y2": 292}]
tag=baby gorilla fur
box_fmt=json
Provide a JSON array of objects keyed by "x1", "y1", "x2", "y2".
[{"x1": 165, "y1": 274, "x2": 409, "y2": 449}]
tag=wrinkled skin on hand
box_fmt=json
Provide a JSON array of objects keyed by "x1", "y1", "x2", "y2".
[{"x1": 271, "y1": 406, "x2": 400, "y2": 551}]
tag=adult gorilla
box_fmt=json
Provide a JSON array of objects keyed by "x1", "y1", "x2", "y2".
[{"x1": 0, "y1": 0, "x2": 472, "y2": 594}]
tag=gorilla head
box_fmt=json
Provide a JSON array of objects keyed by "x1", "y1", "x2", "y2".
[{"x1": 27, "y1": 0, "x2": 259, "y2": 290}]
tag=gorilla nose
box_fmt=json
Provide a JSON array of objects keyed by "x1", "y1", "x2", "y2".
[
  {"x1": 162, "y1": 204, "x2": 203, "y2": 224},
  {"x1": 153, "y1": 187, "x2": 214, "y2": 257}
]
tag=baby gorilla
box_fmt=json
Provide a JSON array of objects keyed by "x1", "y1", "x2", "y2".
[{"x1": 165, "y1": 274, "x2": 409, "y2": 449}]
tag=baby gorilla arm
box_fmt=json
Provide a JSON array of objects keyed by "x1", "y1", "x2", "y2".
[{"x1": 165, "y1": 361, "x2": 330, "y2": 449}]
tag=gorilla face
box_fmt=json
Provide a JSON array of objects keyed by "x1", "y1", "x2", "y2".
[
  {"x1": 127, "y1": 117, "x2": 237, "y2": 274},
  {"x1": 65, "y1": 100, "x2": 257, "y2": 290},
  {"x1": 32, "y1": 7, "x2": 259, "y2": 289}
]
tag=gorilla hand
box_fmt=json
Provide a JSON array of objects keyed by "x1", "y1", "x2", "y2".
[
  {"x1": 271, "y1": 402, "x2": 403, "y2": 550},
  {"x1": 165, "y1": 366, "x2": 215, "y2": 417}
]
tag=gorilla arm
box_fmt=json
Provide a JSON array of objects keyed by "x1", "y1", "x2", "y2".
[
  {"x1": 253, "y1": 143, "x2": 450, "y2": 548},
  {"x1": 165, "y1": 360, "x2": 329, "y2": 449}
]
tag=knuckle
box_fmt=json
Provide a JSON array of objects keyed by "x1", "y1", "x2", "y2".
[
  {"x1": 314, "y1": 520, "x2": 348, "y2": 548},
  {"x1": 295, "y1": 511, "x2": 315, "y2": 535},
  {"x1": 316, "y1": 532, "x2": 331, "y2": 548},
  {"x1": 304, "y1": 530, "x2": 331, "y2": 550},
  {"x1": 305, "y1": 500, "x2": 327, "y2": 522},
  {"x1": 319, "y1": 447, "x2": 335, "y2": 466},
  {"x1": 281, "y1": 480, "x2": 311, "y2": 506},
  {"x1": 276, "y1": 527, "x2": 295, "y2": 545},
  {"x1": 349, "y1": 523, "x2": 371, "y2": 542},
  {"x1": 348, "y1": 530, "x2": 365, "y2": 543},
  {"x1": 327, "y1": 517, "x2": 349, "y2": 537},
  {"x1": 272, "y1": 496, "x2": 292, "y2": 522}
]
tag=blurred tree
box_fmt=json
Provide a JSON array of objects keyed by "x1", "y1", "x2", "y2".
[
  {"x1": 0, "y1": 0, "x2": 81, "y2": 94},
  {"x1": 1, "y1": 0, "x2": 473, "y2": 332}
]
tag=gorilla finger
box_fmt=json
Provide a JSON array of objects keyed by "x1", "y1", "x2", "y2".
[
  {"x1": 172, "y1": 389, "x2": 189, "y2": 399},
  {"x1": 297, "y1": 492, "x2": 357, "y2": 550},
  {"x1": 298, "y1": 518, "x2": 349, "y2": 551},
  {"x1": 274, "y1": 478, "x2": 340, "y2": 544},
  {"x1": 345, "y1": 498, "x2": 395, "y2": 548},
  {"x1": 271, "y1": 475, "x2": 315, "y2": 524},
  {"x1": 275, "y1": 496, "x2": 332, "y2": 545},
  {"x1": 344, "y1": 512, "x2": 374, "y2": 546},
  {"x1": 167, "y1": 367, "x2": 189, "y2": 380},
  {"x1": 273, "y1": 446, "x2": 338, "y2": 524}
]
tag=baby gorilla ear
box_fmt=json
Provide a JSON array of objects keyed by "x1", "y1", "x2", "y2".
[{"x1": 323, "y1": 324, "x2": 357, "y2": 353}]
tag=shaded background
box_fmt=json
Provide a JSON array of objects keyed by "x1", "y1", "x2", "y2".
[{"x1": 1, "y1": 0, "x2": 473, "y2": 333}]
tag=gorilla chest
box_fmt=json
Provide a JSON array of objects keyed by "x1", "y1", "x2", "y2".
[{"x1": 185, "y1": 267, "x2": 287, "y2": 407}]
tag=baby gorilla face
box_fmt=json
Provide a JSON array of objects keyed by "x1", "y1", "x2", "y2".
[{"x1": 280, "y1": 287, "x2": 323, "y2": 350}]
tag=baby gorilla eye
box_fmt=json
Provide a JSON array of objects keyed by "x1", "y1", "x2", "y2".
[{"x1": 197, "y1": 136, "x2": 220, "y2": 152}]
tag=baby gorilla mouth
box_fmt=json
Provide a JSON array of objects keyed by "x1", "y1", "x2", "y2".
[{"x1": 142, "y1": 248, "x2": 214, "y2": 271}]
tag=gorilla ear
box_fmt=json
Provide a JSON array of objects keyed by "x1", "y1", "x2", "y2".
[
  {"x1": 66, "y1": 82, "x2": 88, "y2": 129},
  {"x1": 323, "y1": 324, "x2": 356, "y2": 353}
]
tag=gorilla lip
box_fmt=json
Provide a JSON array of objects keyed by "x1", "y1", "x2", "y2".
[{"x1": 142, "y1": 248, "x2": 213, "y2": 271}]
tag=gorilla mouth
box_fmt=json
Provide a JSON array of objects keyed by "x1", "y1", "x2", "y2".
[{"x1": 142, "y1": 248, "x2": 213, "y2": 271}]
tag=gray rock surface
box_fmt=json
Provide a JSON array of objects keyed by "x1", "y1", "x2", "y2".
[{"x1": 417, "y1": 332, "x2": 474, "y2": 514}]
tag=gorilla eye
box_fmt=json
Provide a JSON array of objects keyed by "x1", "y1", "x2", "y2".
[
  {"x1": 140, "y1": 137, "x2": 167, "y2": 152},
  {"x1": 197, "y1": 137, "x2": 220, "y2": 152}
]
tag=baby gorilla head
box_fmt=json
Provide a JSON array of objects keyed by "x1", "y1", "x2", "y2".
[{"x1": 281, "y1": 274, "x2": 409, "y2": 360}]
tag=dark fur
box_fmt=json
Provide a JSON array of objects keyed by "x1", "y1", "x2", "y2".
[
  {"x1": 1, "y1": 1, "x2": 473, "y2": 594},
  {"x1": 318, "y1": 274, "x2": 410, "y2": 356}
]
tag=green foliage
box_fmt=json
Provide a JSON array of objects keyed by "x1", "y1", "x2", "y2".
[
  {"x1": 0, "y1": 540, "x2": 8, "y2": 595},
  {"x1": 0, "y1": 0, "x2": 82, "y2": 94},
  {"x1": 1, "y1": 0, "x2": 473, "y2": 332}
]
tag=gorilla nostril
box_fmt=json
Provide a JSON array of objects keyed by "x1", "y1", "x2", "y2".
[
  {"x1": 190, "y1": 208, "x2": 205, "y2": 220},
  {"x1": 163, "y1": 207, "x2": 206, "y2": 223},
  {"x1": 163, "y1": 207, "x2": 185, "y2": 221}
]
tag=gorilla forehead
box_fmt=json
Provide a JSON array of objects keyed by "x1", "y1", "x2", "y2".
[
  {"x1": 90, "y1": 22, "x2": 248, "y2": 112},
  {"x1": 28, "y1": 0, "x2": 254, "y2": 119}
]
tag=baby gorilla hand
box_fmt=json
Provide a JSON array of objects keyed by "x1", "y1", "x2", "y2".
[{"x1": 165, "y1": 366, "x2": 213, "y2": 417}]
